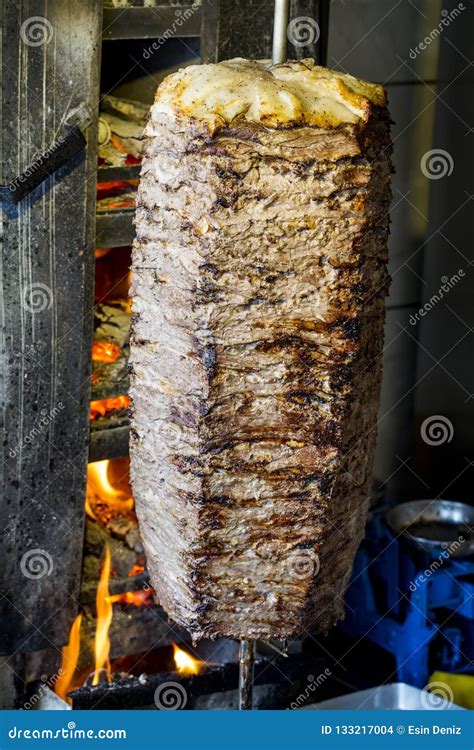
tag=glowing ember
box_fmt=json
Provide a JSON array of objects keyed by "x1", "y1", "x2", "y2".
[
  {"x1": 110, "y1": 136, "x2": 129, "y2": 155},
  {"x1": 172, "y1": 644, "x2": 204, "y2": 675},
  {"x1": 92, "y1": 341, "x2": 121, "y2": 364},
  {"x1": 92, "y1": 545, "x2": 113, "y2": 686},
  {"x1": 95, "y1": 247, "x2": 111, "y2": 259},
  {"x1": 128, "y1": 563, "x2": 145, "y2": 577},
  {"x1": 90, "y1": 395, "x2": 130, "y2": 420},
  {"x1": 55, "y1": 613, "x2": 83, "y2": 704},
  {"x1": 107, "y1": 589, "x2": 153, "y2": 607}
]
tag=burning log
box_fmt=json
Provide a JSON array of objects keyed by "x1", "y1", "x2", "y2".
[
  {"x1": 68, "y1": 652, "x2": 328, "y2": 710},
  {"x1": 98, "y1": 113, "x2": 144, "y2": 161},
  {"x1": 79, "y1": 606, "x2": 189, "y2": 668},
  {"x1": 82, "y1": 519, "x2": 139, "y2": 585},
  {"x1": 91, "y1": 302, "x2": 130, "y2": 402},
  {"x1": 90, "y1": 299, "x2": 131, "y2": 424},
  {"x1": 85, "y1": 459, "x2": 135, "y2": 522},
  {"x1": 80, "y1": 564, "x2": 149, "y2": 604},
  {"x1": 98, "y1": 95, "x2": 147, "y2": 169},
  {"x1": 102, "y1": 94, "x2": 149, "y2": 126}
]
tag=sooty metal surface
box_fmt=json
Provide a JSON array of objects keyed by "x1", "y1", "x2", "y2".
[{"x1": 0, "y1": 1, "x2": 101, "y2": 655}]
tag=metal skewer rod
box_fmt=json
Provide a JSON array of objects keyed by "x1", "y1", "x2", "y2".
[
  {"x1": 238, "y1": 639, "x2": 256, "y2": 710},
  {"x1": 272, "y1": 0, "x2": 290, "y2": 65}
]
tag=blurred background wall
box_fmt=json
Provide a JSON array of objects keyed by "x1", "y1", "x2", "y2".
[{"x1": 328, "y1": 0, "x2": 473, "y2": 502}]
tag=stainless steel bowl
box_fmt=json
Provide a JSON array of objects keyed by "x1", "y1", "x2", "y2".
[{"x1": 386, "y1": 499, "x2": 474, "y2": 557}]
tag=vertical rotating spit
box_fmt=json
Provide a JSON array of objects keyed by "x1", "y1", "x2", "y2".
[
  {"x1": 238, "y1": 0, "x2": 290, "y2": 711},
  {"x1": 238, "y1": 0, "x2": 330, "y2": 711},
  {"x1": 272, "y1": 0, "x2": 290, "y2": 64},
  {"x1": 238, "y1": 640, "x2": 256, "y2": 710}
]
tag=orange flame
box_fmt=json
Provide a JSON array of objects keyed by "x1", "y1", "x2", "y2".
[
  {"x1": 124, "y1": 273, "x2": 132, "y2": 313},
  {"x1": 92, "y1": 545, "x2": 113, "y2": 686},
  {"x1": 55, "y1": 614, "x2": 83, "y2": 704},
  {"x1": 172, "y1": 644, "x2": 204, "y2": 675},
  {"x1": 88, "y1": 459, "x2": 126, "y2": 501},
  {"x1": 85, "y1": 495, "x2": 98, "y2": 521},
  {"x1": 86, "y1": 460, "x2": 134, "y2": 524},
  {"x1": 90, "y1": 395, "x2": 130, "y2": 421},
  {"x1": 92, "y1": 341, "x2": 122, "y2": 364}
]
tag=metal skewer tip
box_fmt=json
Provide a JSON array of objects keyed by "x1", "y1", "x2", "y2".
[
  {"x1": 272, "y1": 0, "x2": 290, "y2": 65},
  {"x1": 238, "y1": 639, "x2": 256, "y2": 710}
]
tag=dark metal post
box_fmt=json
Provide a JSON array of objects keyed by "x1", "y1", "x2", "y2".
[{"x1": 238, "y1": 640, "x2": 256, "y2": 710}]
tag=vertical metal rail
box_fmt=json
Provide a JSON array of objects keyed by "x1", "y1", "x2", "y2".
[
  {"x1": 272, "y1": 0, "x2": 290, "y2": 64},
  {"x1": 238, "y1": 640, "x2": 256, "y2": 710}
]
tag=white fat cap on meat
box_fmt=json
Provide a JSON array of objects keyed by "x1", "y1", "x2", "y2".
[{"x1": 149, "y1": 58, "x2": 387, "y2": 133}]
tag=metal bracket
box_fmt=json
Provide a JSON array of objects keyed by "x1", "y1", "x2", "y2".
[{"x1": 0, "y1": 105, "x2": 92, "y2": 204}]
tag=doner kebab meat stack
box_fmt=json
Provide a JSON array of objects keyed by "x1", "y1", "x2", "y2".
[{"x1": 129, "y1": 59, "x2": 392, "y2": 640}]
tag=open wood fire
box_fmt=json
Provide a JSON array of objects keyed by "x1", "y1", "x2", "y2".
[
  {"x1": 55, "y1": 458, "x2": 204, "y2": 705},
  {"x1": 90, "y1": 246, "x2": 131, "y2": 422}
]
